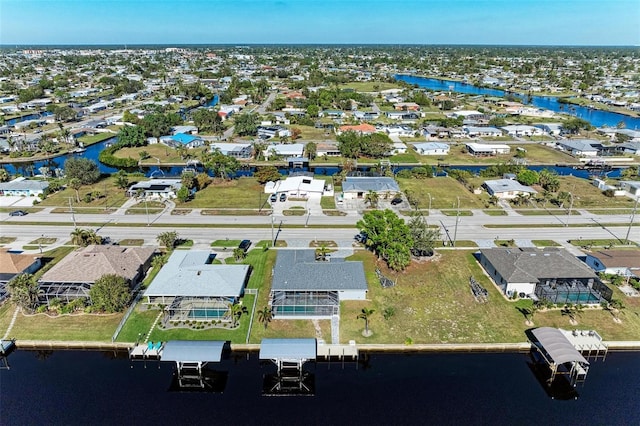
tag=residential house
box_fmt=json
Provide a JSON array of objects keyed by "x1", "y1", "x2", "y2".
[
  {"x1": 501, "y1": 125, "x2": 543, "y2": 137},
  {"x1": 394, "y1": 102, "x2": 420, "y2": 111},
  {"x1": 619, "y1": 181, "x2": 640, "y2": 198},
  {"x1": 264, "y1": 175, "x2": 331, "y2": 200},
  {"x1": 535, "y1": 123, "x2": 563, "y2": 136},
  {"x1": 342, "y1": 176, "x2": 400, "y2": 199},
  {"x1": 618, "y1": 142, "x2": 640, "y2": 155},
  {"x1": 320, "y1": 110, "x2": 346, "y2": 119},
  {"x1": 337, "y1": 123, "x2": 376, "y2": 135},
  {"x1": 465, "y1": 142, "x2": 510, "y2": 156},
  {"x1": 143, "y1": 250, "x2": 249, "y2": 322},
  {"x1": 263, "y1": 143, "x2": 305, "y2": 159},
  {"x1": 556, "y1": 139, "x2": 599, "y2": 157},
  {"x1": 210, "y1": 142, "x2": 253, "y2": 159},
  {"x1": 38, "y1": 245, "x2": 155, "y2": 304},
  {"x1": 463, "y1": 126, "x2": 503, "y2": 138},
  {"x1": 270, "y1": 250, "x2": 368, "y2": 319},
  {"x1": 127, "y1": 179, "x2": 182, "y2": 199},
  {"x1": 0, "y1": 249, "x2": 42, "y2": 302},
  {"x1": 172, "y1": 125, "x2": 198, "y2": 135},
  {"x1": 159, "y1": 133, "x2": 205, "y2": 149},
  {"x1": 386, "y1": 111, "x2": 420, "y2": 121},
  {"x1": 315, "y1": 141, "x2": 341, "y2": 157},
  {"x1": 257, "y1": 125, "x2": 291, "y2": 140},
  {"x1": 478, "y1": 247, "x2": 611, "y2": 303},
  {"x1": 353, "y1": 111, "x2": 379, "y2": 121},
  {"x1": 413, "y1": 142, "x2": 450, "y2": 156},
  {"x1": 450, "y1": 110, "x2": 485, "y2": 120},
  {"x1": 584, "y1": 249, "x2": 640, "y2": 278},
  {"x1": 0, "y1": 177, "x2": 49, "y2": 197},
  {"x1": 483, "y1": 179, "x2": 537, "y2": 199}
]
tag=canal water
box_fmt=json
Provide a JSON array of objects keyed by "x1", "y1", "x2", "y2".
[
  {"x1": 395, "y1": 75, "x2": 640, "y2": 130},
  {"x1": 1, "y1": 350, "x2": 638, "y2": 425}
]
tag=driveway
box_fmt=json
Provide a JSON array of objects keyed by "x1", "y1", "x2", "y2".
[{"x1": 0, "y1": 196, "x2": 38, "y2": 207}]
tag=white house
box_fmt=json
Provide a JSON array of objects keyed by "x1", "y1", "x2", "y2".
[
  {"x1": 483, "y1": 179, "x2": 537, "y2": 199},
  {"x1": 501, "y1": 125, "x2": 543, "y2": 137},
  {"x1": 126, "y1": 179, "x2": 182, "y2": 199},
  {"x1": 413, "y1": 142, "x2": 450, "y2": 156},
  {"x1": 556, "y1": 139, "x2": 599, "y2": 157},
  {"x1": 264, "y1": 175, "x2": 331, "y2": 200},
  {"x1": 342, "y1": 177, "x2": 400, "y2": 200},
  {"x1": 210, "y1": 142, "x2": 253, "y2": 159},
  {"x1": 463, "y1": 126, "x2": 503, "y2": 138},
  {"x1": 0, "y1": 177, "x2": 49, "y2": 197},
  {"x1": 466, "y1": 142, "x2": 510, "y2": 156},
  {"x1": 535, "y1": 123, "x2": 563, "y2": 136},
  {"x1": 263, "y1": 143, "x2": 305, "y2": 159},
  {"x1": 584, "y1": 249, "x2": 640, "y2": 278}
]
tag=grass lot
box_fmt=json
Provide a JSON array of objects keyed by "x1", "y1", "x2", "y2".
[
  {"x1": 177, "y1": 177, "x2": 266, "y2": 209},
  {"x1": 38, "y1": 174, "x2": 131, "y2": 209},
  {"x1": 338, "y1": 250, "x2": 640, "y2": 343},
  {"x1": 321, "y1": 196, "x2": 336, "y2": 209},
  {"x1": 118, "y1": 239, "x2": 144, "y2": 246},
  {"x1": 587, "y1": 209, "x2": 635, "y2": 215},
  {"x1": 10, "y1": 312, "x2": 123, "y2": 341},
  {"x1": 294, "y1": 125, "x2": 335, "y2": 140},
  {"x1": 118, "y1": 144, "x2": 207, "y2": 165},
  {"x1": 397, "y1": 176, "x2": 487, "y2": 209},
  {"x1": 559, "y1": 176, "x2": 639, "y2": 209},
  {"x1": 77, "y1": 132, "x2": 116, "y2": 145},
  {"x1": 569, "y1": 239, "x2": 638, "y2": 248},
  {"x1": 211, "y1": 239, "x2": 241, "y2": 247},
  {"x1": 0, "y1": 303, "x2": 15, "y2": 336},
  {"x1": 515, "y1": 209, "x2": 580, "y2": 216},
  {"x1": 389, "y1": 152, "x2": 420, "y2": 163},
  {"x1": 0, "y1": 237, "x2": 17, "y2": 244},
  {"x1": 339, "y1": 81, "x2": 402, "y2": 92},
  {"x1": 483, "y1": 209, "x2": 508, "y2": 216},
  {"x1": 125, "y1": 201, "x2": 165, "y2": 215}
]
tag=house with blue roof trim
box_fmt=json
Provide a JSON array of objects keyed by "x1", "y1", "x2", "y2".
[{"x1": 160, "y1": 132, "x2": 204, "y2": 149}]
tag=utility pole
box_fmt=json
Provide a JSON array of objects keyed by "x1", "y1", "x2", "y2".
[
  {"x1": 565, "y1": 192, "x2": 574, "y2": 227},
  {"x1": 271, "y1": 209, "x2": 275, "y2": 247},
  {"x1": 145, "y1": 198, "x2": 150, "y2": 226},
  {"x1": 427, "y1": 193, "x2": 432, "y2": 216},
  {"x1": 68, "y1": 197, "x2": 76, "y2": 227},
  {"x1": 625, "y1": 197, "x2": 638, "y2": 244},
  {"x1": 453, "y1": 196, "x2": 460, "y2": 247}
]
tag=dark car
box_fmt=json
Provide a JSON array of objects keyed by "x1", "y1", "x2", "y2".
[
  {"x1": 270, "y1": 193, "x2": 278, "y2": 202},
  {"x1": 9, "y1": 210, "x2": 28, "y2": 216},
  {"x1": 239, "y1": 239, "x2": 251, "y2": 252},
  {"x1": 279, "y1": 193, "x2": 287, "y2": 202},
  {"x1": 390, "y1": 197, "x2": 403, "y2": 205}
]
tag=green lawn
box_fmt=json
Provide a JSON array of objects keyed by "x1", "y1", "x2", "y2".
[
  {"x1": 397, "y1": 176, "x2": 486, "y2": 209},
  {"x1": 10, "y1": 312, "x2": 124, "y2": 341},
  {"x1": 77, "y1": 132, "x2": 116, "y2": 145},
  {"x1": 559, "y1": 176, "x2": 639, "y2": 209},
  {"x1": 339, "y1": 81, "x2": 402, "y2": 92},
  {"x1": 211, "y1": 239, "x2": 241, "y2": 247},
  {"x1": 38, "y1": 174, "x2": 131, "y2": 209},
  {"x1": 321, "y1": 196, "x2": 336, "y2": 209},
  {"x1": 0, "y1": 303, "x2": 15, "y2": 337},
  {"x1": 338, "y1": 250, "x2": 640, "y2": 344},
  {"x1": 177, "y1": 177, "x2": 267, "y2": 209}
]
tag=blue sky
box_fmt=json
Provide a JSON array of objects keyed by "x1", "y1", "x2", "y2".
[{"x1": 1, "y1": 0, "x2": 638, "y2": 45}]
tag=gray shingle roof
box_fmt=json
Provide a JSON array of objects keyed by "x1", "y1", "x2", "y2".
[
  {"x1": 39, "y1": 245, "x2": 155, "y2": 283},
  {"x1": 480, "y1": 248, "x2": 597, "y2": 284},
  {"x1": 272, "y1": 250, "x2": 367, "y2": 291},
  {"x1": 144, "y1": 250, "x2": 249, "y2": 298},
  {"x1": 484, "y1": 179, "x2": 537, "y2": 195}
]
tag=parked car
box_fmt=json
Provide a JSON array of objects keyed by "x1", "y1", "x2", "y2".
[
  {"x1": 239, "y1": 239, "x2": 251, "y2": 252},
  {"x1": 270, "y1": 193, "x2": 278, "y2": 202},
  {"x1": 9, "y1": 210, "x2": 28, "y2": 216},
  {"x1": 390, "y1": 197, "x2": 403, "y2": 205},
  {"x1": 279, "y1": 193, "x2": 287, "y2": 202}
]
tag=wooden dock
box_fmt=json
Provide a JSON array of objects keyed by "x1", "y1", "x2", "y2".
[{"x1": 317, "y1": 340, "x2": 359, "y2": 359}]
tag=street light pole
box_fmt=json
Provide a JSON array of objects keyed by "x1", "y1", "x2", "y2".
[
  {"x1": 271, "y1": 209, "x2": 275, "y2": 247},
  {"x1": 625, "y1": 196, "x2": 638, "y2": 244},
  {"x1": 427, "y1": 193, "x2": 432, "y2": 216},
  {"x1": 145, "y1": 198, "x2": 150, "y2": 226}
]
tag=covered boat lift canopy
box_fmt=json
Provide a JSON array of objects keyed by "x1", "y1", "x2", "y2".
[
  {"x1": 260, "y1": 338, "x2": 316, "y2": 373},
  {"x1": 529, "y1": 327, "x2": 590, "y2": 387},
  {"x1": 161, "y1": 340, "x2": 227, "y2": 389}
]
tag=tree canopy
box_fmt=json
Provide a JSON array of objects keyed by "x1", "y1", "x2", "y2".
[
  {"x1": 64, "y1": 157, "x2": 100, "y2": 185},
  {"x1": 117, "y1": 125, "x2": 146, "y2": 147},
  {"x1": 357, "y1": 209, "x2": 413, "y2": 271},
  {"x1": 408, "y1": 210, "x2": 439, "y2": 257},
  {"x1": 7, "y1": 273, "x2": 40, "y2": 312},
  {"x1": 234, "y1": 113, "x2": 258, "y2": 136},
  {"x1": 337, "y1": 131, "x2": 393, "y2": 159},
  {"x1": 254, "y1": 166, "x2": 282, "y2": 184},
  {"x1": 89, "y1": 274, "x2": 131, "y2": 313}
]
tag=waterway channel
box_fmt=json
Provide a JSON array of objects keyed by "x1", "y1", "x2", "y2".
[
  {"x1": 1, "y1": 349, "x2": 638, "y2": 425},
  {"x1": 395, "y1": 75, "x2": 640, "y2": 129}
]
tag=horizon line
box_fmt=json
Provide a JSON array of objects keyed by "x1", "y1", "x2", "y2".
[{"x1": 1, "y1": 43, "x2": 638, "y2": 48}]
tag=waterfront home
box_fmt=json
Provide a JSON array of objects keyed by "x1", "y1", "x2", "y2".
[
  {"x1": 0, "y1": 177, "x2": 49, "y2": 197},
  {"x1": 143, "y1": 250, "x2": 249, "y2": 322},
  {"x1": 159, "y1": 133, "x2": 205, "y2": 149},
  {"x1": 263, "y1": 143, "x2": 305, "y2": 159},
  {"x1": 555, "y1": 139, "x2": 599, "y2": 157},
  {"x1": 0, "y1": 249, "x2": 42, "y2": 302},
  {"x1": 264, "y1": 175, "x2": 330, "y2": 200},
  {"x1": 126, "y1": 179, "x2": 182, "y2": 199},
  {"x1": 413, "y1": 142, "x2": 450, "y2": 156},
  {"x1": 584, "y1": 249, "x2": 640, "y2": 278},
  {"x1": 38, "y1": 245, "x2": 155, "y2": 304},
  {"x1": 478, "y1": 247, "x2": 611, "y2": 303},
  {"x1": 386, "y1": 111, "x2": 420, "y2": 121},
  {"x1": 315, "y1": 141, "x2": 341, "y2": 157},
  {"x1": 535, "y1": 123, "x2": 563, "y2": 136},
  {"x1": 342, "y1": 176, "x2": 400, "y2": 199},
  {"x1": 618, "y1": 141, "x2": 640, "y2": 155},
  {"x1": 394, "y1": 102, "x2": 420, "y2": 111},
  {"x1": 483, "y1": 179, "x2": 537, "y2": 199},
  {"x1": 450, "y1": 110, "x2": 485, "y2": 120},
  {"x1": 388, "y1": 142, "x2": 408, "y2": 155},
  {"x1": 270, "y1": 250, "x2": 367, "y2": 319},
  {"x1": 619, "y1": 181, "x2": 640, "y2": 198},
  {"x1": 210, "y1": 142, "x2": 253, "y2": 159},
  {"x1": 463, "y1": 126, "x2": 503, "y2": 138},
  {"x1": 500, "y1": 125, "x2": 543, "y2": 137},
  {"x1": 465, "y1": 142, "x2": 510, "y2": 156}
]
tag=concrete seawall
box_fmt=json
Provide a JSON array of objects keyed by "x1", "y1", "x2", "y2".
[{"x1": 14, "y1": 340, "x2": 640, "y2": 352}]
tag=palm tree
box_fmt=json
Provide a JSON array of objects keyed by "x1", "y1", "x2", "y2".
[
  {"x1": 357, "y1": 307, "x2": 375, "y2": 337},
  {"x1": 233, "y1": 247, "x2": 247, "y2": 261},
  {"x1": 257, "y1": 306, "x2": 273, "y2": 330},
  {"x1": 315, "y1": 244, "x2": 330, "y2": 261},
  {"x1": 70, "y1": 228, "x2": 87, "y2": 246},
  {"x1": 364, "y1": 190, "x2": 379, "y2": 208},
  {"x1": 227, "y1": 302, "x2": 248, "y2": 327},
  {"x1": 68, "y1": 177, "x2": 82, "y2": 203}
]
